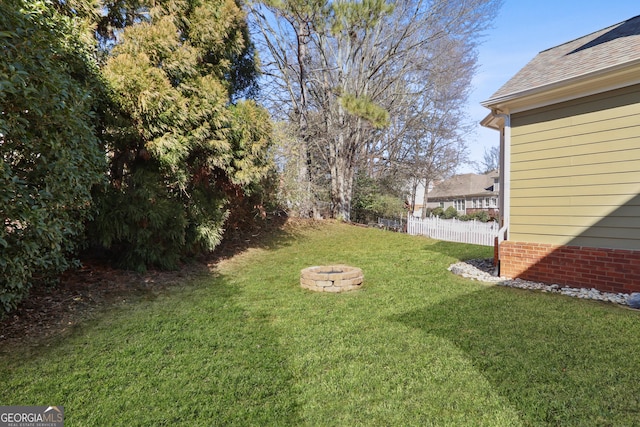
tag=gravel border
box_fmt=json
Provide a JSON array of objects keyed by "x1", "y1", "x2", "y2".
[{"x1": 448, "y1": 259, "x2": 639, "y2": 307}]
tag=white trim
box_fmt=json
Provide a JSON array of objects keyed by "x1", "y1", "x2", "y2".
[
  {"x1": 481, "y1": 111, "x2": 510, "y2": 246},
  {"x1": 507, "y1": 79, "x2": 640, "y2": 114},
  {"x1": 482, "y1": 59, "x2": 640, "y2": 113},
  {"x1": 500, "y1": 114, "x2": 511, "y2": 245}
]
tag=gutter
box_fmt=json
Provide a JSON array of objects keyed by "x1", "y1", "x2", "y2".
[
  {"x1": 494, "y1": 111, "x2": 510, "y2": 246},
  {"x1": 480, "y1": 110, "x2": 511, "y2": 275}
]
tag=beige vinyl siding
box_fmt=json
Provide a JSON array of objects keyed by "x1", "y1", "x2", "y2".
[{"x1": 509, "y1": 84, "x2": 640, "y2": 249}]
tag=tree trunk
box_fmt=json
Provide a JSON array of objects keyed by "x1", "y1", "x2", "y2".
[
  {"x1": 329, "y1": 128, "x2": 351, "y2": 221},
  {"x1": 420, "y1": 176, "x2": 430, "y2": 219},
  {"x1": 296, "y1": 20, "x2": 319, "y2": 219},
  {"x1": 330, "y1": 155, "x2": 354, "y2": 221},
  {"x1": 409, "y1": 179, "x2": 418, "y2": 214}
]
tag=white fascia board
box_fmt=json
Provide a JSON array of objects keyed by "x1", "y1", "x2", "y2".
[
  {"x1": 481, "y1": 59, "x2": 640, "y2": 114},
  {"x1": 480, "y1": 112, "x2": 504, "y2": 130}
]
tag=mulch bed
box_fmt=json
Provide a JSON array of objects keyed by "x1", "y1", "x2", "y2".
[
  {"x1": 0, "y1": 215, "x2": 293, "y2": 349},
  {"x1": 0, "y1": 260, "x2": 207, "y2": 349}
]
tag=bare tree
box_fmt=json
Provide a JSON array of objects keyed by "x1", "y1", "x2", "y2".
[
  {"x1": 249, "y1": 0, "x2": 502, "y2": 220},
  {"x1": 475, "y1": 145, "x2": 500, "y2": 174},
  {"x1": 378, "y1": 33, "x2": 474, "y2": 217}
]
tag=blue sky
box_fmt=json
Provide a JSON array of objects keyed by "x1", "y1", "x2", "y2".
[{"x1": 461, "y1": 1, "x2": 640, "y2": 172}]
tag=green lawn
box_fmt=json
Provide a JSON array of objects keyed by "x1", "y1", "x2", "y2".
[{"x1": 2, "y1": 221, "x2": 640, "y2": 426}]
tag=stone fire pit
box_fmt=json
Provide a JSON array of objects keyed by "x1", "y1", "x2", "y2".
[{"x1": 300, "y1": 265, "x2": 363, "y2": 293}]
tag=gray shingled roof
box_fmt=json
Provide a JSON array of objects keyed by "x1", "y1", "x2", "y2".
[
  {"x1": 428, "y1": 171, "x2": 498, "y2": 199},
  {"x1": 486, "y1": 15, "x2": 640, "y2": 102}
]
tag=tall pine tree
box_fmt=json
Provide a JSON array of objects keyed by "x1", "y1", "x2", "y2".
[
  {"x1": 92, "y1": 0, "x2": 273, "y2": 270},
  {"x1": 250, "y1": 0, "x2": 501, "y2": 221}
]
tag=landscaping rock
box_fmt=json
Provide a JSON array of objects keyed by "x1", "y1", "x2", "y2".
[
  {"x1": 449, "y1": 259, "x2": 631, "y2": 306},
  {"x1": 627, "y1": 293, "x2": 640, "y2": 309}
]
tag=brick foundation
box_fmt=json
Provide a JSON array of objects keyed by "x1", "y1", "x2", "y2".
[{"x1": 499, "y1": 241, "x2": 640, "y2": 294}]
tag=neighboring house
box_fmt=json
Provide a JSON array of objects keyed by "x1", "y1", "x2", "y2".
[
  {"x1": 481, "y1": 15, "x2": 640, "y2": 294},
  {"x1": 411, "y1": 171, "x2": 500, "y2": 218}
]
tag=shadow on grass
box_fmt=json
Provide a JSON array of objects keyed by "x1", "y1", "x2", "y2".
[
  {"x1": 393, "y1": 285, "x2": 640, "y2": 425},
  {"x1": 206, "y1": 215, "x2": 312, "y2": 262},
  {"x1": 420, "y1": 240, "x2": 493, "y2": 261},
  {"x1": 1, "y1": 272, "x2": 303, "y2": 425},
  {"x1": 0, "y1": 214, "x2": 304, "y2": 347}
]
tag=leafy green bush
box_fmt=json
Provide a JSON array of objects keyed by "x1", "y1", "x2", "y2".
[
  {"x1": 459, "y1": 211, "x2": 491, "y2": 222},
  {"x1": 442, "y1": 206, "x2": 459, "y2": 219},
  {"x1": 471, "y1": 210, "x2": 490, "y2": 222},
  {"x1": 429, "y1": 207, "x2": 444, "y2": 217},
  {"x1": 0, "y1": 0, "x2": 105, "y2": 312},
  {"x1": 351, "y1": 173, "x2": 404, "y2": 224}
]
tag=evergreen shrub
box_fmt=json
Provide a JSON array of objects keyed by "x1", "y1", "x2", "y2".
[{"x1": 0, "y1": 0, "x2": 105, "y2": 312}]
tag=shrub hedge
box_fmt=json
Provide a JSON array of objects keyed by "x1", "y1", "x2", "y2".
[{"x1": 0, "y1": 0, "x2": 105, "y2": 312}]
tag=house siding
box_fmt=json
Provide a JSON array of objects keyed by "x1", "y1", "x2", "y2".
[
  {"x1": 509, "y1": 84, "x2": 640, "y2": 250},
  {"x1": 498, "y1": 84, "x2": 640, "y2": 292}
]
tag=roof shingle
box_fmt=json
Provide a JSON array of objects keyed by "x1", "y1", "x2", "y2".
[
  {"x1": 428, "y1": 171, "x2": 498, "y2": 199},
  {"x1": 486, "y1": 15, "x2": 640, "y2": 102}
]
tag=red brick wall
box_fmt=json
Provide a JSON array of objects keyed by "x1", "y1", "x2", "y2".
[{"x1": 499, "y1": 241, "x2": 640, "y2": 294}]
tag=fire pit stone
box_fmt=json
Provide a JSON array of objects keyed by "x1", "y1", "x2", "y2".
[{"x1": 300, "y1": 265, "x2": 363, "y2": 293}]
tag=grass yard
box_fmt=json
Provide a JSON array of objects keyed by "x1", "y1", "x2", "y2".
[{"x1": 2, "y1": 221, "x2": 640, "y2": 426}]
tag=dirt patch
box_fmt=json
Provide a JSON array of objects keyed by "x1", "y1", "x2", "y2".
[
  {"x1": 0, "y1": 214, "x2": 298, "y2": 350},
  {"x1": 0, "y1": 258, "x2": 208, "y2": 350}
]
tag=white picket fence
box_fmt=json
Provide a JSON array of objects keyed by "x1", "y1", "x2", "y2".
[{"x1": 406, "y1": 214, "x2": 498, "y2": 246}]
